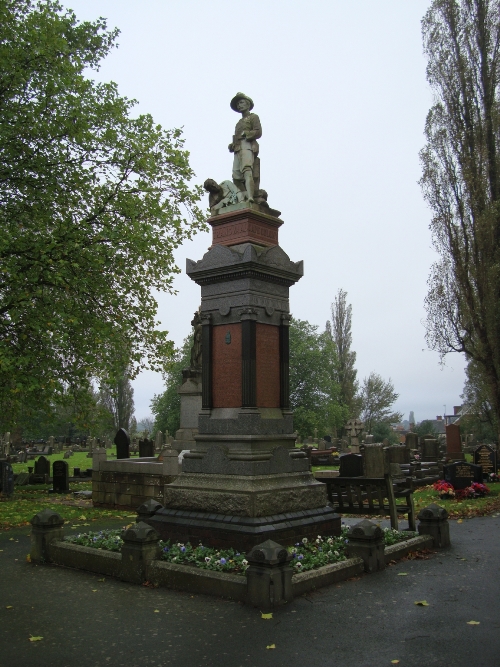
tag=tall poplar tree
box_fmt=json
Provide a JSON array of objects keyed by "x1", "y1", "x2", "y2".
[{"x1": 420, "y1": 0, "x2": 500, "y2": 439}]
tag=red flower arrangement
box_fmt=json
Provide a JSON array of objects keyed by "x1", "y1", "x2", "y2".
[{"x1": 433, "y1": 480, "x2": 490, "y2": 500}]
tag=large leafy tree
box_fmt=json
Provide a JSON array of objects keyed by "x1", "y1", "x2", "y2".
[
  {"x1": 359, "y1": 372, "x2": 402, "y2": 435},
  {"x1": 289, "y1": 318, "x2": 348, "y2": 437},
  {"x1": 420, "y1": 0, "x2": 500, "y2": 440},
  {"x1": 0, "y1": 1, "x2": 205, "y2": 428}
]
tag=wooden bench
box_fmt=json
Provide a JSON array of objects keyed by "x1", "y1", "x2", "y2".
[{"x1": 318, "y1": 474, "x2": 416, "y2": 531}]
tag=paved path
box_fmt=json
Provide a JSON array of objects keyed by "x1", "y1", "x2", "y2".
[{"x1": 1, "y1": 516, "x2": 499, "y2": 667}]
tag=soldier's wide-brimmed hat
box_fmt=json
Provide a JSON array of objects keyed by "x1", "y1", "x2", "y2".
[{"x1": 230, "y1": 92, "x2": 254, "y2": 111}]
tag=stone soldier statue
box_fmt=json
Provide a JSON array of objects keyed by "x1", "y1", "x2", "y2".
[
  {"x1": 190, "y1": 310, "x2": 202, "y2": 370},
  {"x1": 204, "y1": 178, "x2": 245, "y2": 214},
  {"x1": 228, "y1": 92, "x2": 262, "y2": 203}
]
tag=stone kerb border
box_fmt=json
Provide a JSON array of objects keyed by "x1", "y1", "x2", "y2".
[{"x1": 30, "y1": 508, "x2": 446, "y2": 609}]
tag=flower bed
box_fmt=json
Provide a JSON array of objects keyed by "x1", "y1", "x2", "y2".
[
  {"x1": 433, "y1": 480, "x2": 490, "y2": 500},
  {"x1": 64, "y1": 526, "x2": 416, "y2": 574}
]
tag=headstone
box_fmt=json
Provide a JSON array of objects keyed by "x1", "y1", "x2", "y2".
[
  {"x1": 422, "y1": 437, "x2": 440, "y2": 461},
  {"x1": 73, "y1": 467, "x2": 80, "y2": 477},
  {"x1": 324, "y1": 435, "x2": 332, "y2": 443},
  {"x1": 86, "y1": 437, "x2": 94, "y2": 458},
  {"x1": 0, "y1": 461, "x2": 14, "y2": 496},
  {"x1": 52, "y1": 460, "x2": 69, "y2": 493},
  {"x1": 317, "y1": 439, "x2": 326, "y2": 451},
  {"x1": 364, "y1": 434, "x2": 374, "y2": 444},
  {"x1": 363, "y1": 444, "x2": 386, "y2": 478},
  {"x1": 34, "y1": 455, "x2": 50, "y2": 478},
  {"x1": 105, "y1": 438, "x2": 112, "y2": 450},
  {"x1": 385, "y1": 445, "x2": 410, "y2": 465},
  {"x1": 405, "y1": 431, "x2": 418, "y2": 449},
  {"x1": 155, "y1": 431, "x2": 163, "y2": 451},
  {"x1": 139, "y1": 438, "x2": 155, "y2": 458},
  {"x1": 18, "y1": 451, "x2": 27, "y2": 464},
  {"x1": 63, "y1": 450, "x2": 72, "y2": 459},
  {"x1": 474, "y1": 444, "x2": 497, "y2": 477},
  {"x1": 14, "y1": 472, "x2": 29, "y2": 486},
  {"x1": 2, "y1": 432, "x2": 10, "y2": 458},
  {"x1": 339, "y1": 453, "x2": 364, "y2": 477},
  {"x1": 92, "y1": 448, "x2": 107, "y2": 469},
  {"x1": 114, "y1": 428, "x2": 130, "y2": 459},
  {"x1": 446, "y1": 423, "x2": 465, "y2": 460},
  {"x1": 444, "y1": 461, "x2": 482, "y2": 490}
]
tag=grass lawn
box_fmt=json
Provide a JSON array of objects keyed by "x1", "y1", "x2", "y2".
[{"x1": 1, "y1": 448, "x2": 137, "y2": 531}]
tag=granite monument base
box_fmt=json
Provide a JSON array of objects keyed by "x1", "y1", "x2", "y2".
[{"x1": 144, "y1": 505, "x2": 341, "y2": 551}]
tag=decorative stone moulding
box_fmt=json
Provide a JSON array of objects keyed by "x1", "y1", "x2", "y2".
[{"x1": 209, "y1": 207, "x2": 283, "y2": 248}]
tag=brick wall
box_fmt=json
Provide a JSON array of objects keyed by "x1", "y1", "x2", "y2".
[
  {"x1": 212, "y1": 323, "x2": 242, "y2": 408},
  {"x1": 256, "y1": 323, "x2": 280, "y2": 407}
]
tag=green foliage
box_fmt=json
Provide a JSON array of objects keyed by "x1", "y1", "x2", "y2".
[
  {"x1": 420, "y1": 0, "x2": 500, "y2": 437},
  {"x1": 0, "y1": 1, "x2": 206, "y2": 427},
  {"x1": 289, "y1": 318, "x2": 348, "y2": 437},
  {"x1": 371, "y1": 421, "x2": 400, "y2": 445},
  {"x1": 359, "y1": 372, "x2": 402, "y2": 434},
  {"x1": 415, "y1": 420, "x2": 438, "y2": 438},
  {"x1": 150, "y1": 335, "x2": 193, "y2": 437},
  {"x1": 460, "y1": 360, "x2": 498, "y2": 443},
  {"x1": 66, "y1": 529, "x2": 123, "y2": 551},
  {"x1": 327, "y1": 289, "x2": 359, "y2": 417}
]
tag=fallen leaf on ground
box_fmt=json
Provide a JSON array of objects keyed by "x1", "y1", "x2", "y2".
[
  {"x1": 26, "y1": 555, "x2": 31, "y2": 563},
  {"x1": 92, "y1": 589, "x2": 97, "y2": 592},
  {"x1": 414, "y1": 600, "x2": 429, "y2": 606},
  {"x1": 9, "y1": 538, "x2": 14, "y2": 541},
  {"x1": 78, "y1": 515, "x2": 86, "y2": 520},
  {"x1": 6, "y1": 606, "x2": 13, "y2": 609},
  {"x1": 457, "y1": 519, "x2": 463, "y2": 524},
  {"x1": 29, "y1": 636, "x2": 43, "y2": 642},
  {"x1": 467, "y1": 621, "x2": 480, "y2": 625},
  {"x1": 266, "y1": 644, "x2": 276, "y2": 649},
  {"x1": 126, "y1": 515, "x2": 136, "y2": 518},
  {"x1": 397, "y1": 573, "x2": 408, "y2": 576},
  {"x1": 154, "y1": 610, "x2": 160, "y2": 613},
  {"x1": 391, "y1": 661, "x2": 400, "y2": 664},
  {"x1": 261, "y1": 613, "x2": 273, "y2": 619},
  {"x1": 97, "y1": 578, "x2": 105, "y2": 582}
]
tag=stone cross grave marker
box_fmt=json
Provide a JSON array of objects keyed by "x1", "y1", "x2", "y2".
[
  {"x1": 0, "y1": 461, "x2": 14, "y2": 496},
  {"x1": 114, "y1": 428, "x2": 130, "y2": 459},
  {"x1": 474, "y1": 444, "x2": 497, "y2": 477},
  {"x1": 155, "y1": 431, "x2": 163, "y2": 451},
  {"x1": 444, "y1": 461, "x2": 482, "y2": 490},
  {"x1": 52, "y1": 460, "x2": 69, "y2": 493},
  {"x1": 339, "y1": 453, "x2": 364, "y2": 477}
]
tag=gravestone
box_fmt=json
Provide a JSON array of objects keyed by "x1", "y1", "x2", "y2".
[
  {"x1": 73, "y1": 467, "x2": 81, "y2": 477},
  {"x1": 405, "y1": 432, "x2": 418, "y2": 450},
  {"x1": 446, "y1": 423, "x2": 465, "y2": 460},
  {"x1": 34, "y1": 455, "x2": 50, "y2": 479},
  {"x1": 422, "y1": 437, "x2": 440, "y2": 462},
  {"x1": 324, "y1": 435, "x2": 332, "y2": 443},
  {"x1": 114, "y1": 428, "x2": 130, "y2": 459},
  {"x1": 385, "y1": 445, "x2": 410, "y2": 465},
  {"x1": 339, "y1": 453, "x2": 364, "y2": 477},
  {"x1": 52, "y1": 460, "x2": 69, "y2": 493},
  {"x1": 139, "y1": 438, "x2": 155, "y2": 458},
  {"x1": 0, "y1": 461, "x2": 14, "y2": 496},
  {"x1": 155, "y1": 431, "x2": 163, "y2": 451},
  {"x1": 14, "y1": 472, "x2": 29, "y2": 486},
  {"x1": 444, "y1": 461, "x2": 482, "y2": 490},
  {"x1": 63, "y1": 450, "x2": 73, "y2": 459},
  {"x1": 18, "y1": 451, "x2": 27, "y2": 464},
  {"x1": 363, "y1": 444, "x2": 386, "y2": 478},
  {"x1": 474, "y1": 445, "x2": 497, "y2": 477}
]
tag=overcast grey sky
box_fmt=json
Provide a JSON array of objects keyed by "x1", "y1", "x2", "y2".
[{"x1": 68, "y1": 0, "x2": 465, "y2": 425}]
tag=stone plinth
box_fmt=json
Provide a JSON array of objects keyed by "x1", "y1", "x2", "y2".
[
  {"x1": 209, "y1": 206, "x2": 282, "y2": 248},
  {"x1": 172, "y1": 369, "x2": 202, "y2": 452},
  {"x1": 92, "y1": 458, "x2": 178, "y2": 509},
  {"x1": 145, "y1": 206, "x2": 339, "y2": 550}
]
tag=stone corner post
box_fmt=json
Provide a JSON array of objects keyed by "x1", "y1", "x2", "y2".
[
  {"x1": 346, "y1": 519, "x2": 385, "y2": 573},
  {"x1": 136, "y1": 499, "x2": 163, "y2": 522},
  {"x1": 120, "y1": 521, "x2": 160, "y2": 584},
  {"x1": 246, "y1": 539, "x2": 294, "y2": 610},
  {"x1": 30, "y1": 509, "x2": 65, "y2": 562},
  {"x1": 417, "y1": 503, "x2": 451, "y2": 548}
]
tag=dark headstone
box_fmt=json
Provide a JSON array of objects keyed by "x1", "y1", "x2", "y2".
[
  {"x1": 114, "y1": 428, "x2": 130, "y2": 459},
  {"x1": 34, "y1": 455, "x2": 50, "y2": 478},
  {"x1": 73, "y1": 467, "x2": 80, "y2": 477},
  {"x1": 18, "y1": 451, "x2": 27, "y2": 464},
  {"x1": 14, "y1": 472, "x2": 29, "y2": 486},
  {"x1": 324, "y1": 435, "x2": 332, "y2": 443},
  {"x1": 139, "y1": 438, "x2": 155, "y2": 458},
  {"x1": 444, "y1": 461, "x2": 482, "y2": 490},
  {"x1": 51, "y1": 460, "x2": 69, "y2": 493},
  {"x1": 339, "y1": 453, "x2": 364, "y2": 477},
  {"x1": 474, "y1": 445, "x2": 497, "y2": 477},
  {"x1": 0, "y1": 461, "x2": 14, "y2": 496}
]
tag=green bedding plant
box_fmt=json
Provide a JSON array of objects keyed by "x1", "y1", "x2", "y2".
[{"x1": 63, "y1": 525, "x2": 418, "y2": 574}]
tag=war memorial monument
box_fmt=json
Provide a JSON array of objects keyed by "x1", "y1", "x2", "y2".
[{"x1": 146, "y1": 93, "x2": 340, "y2": 549}]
